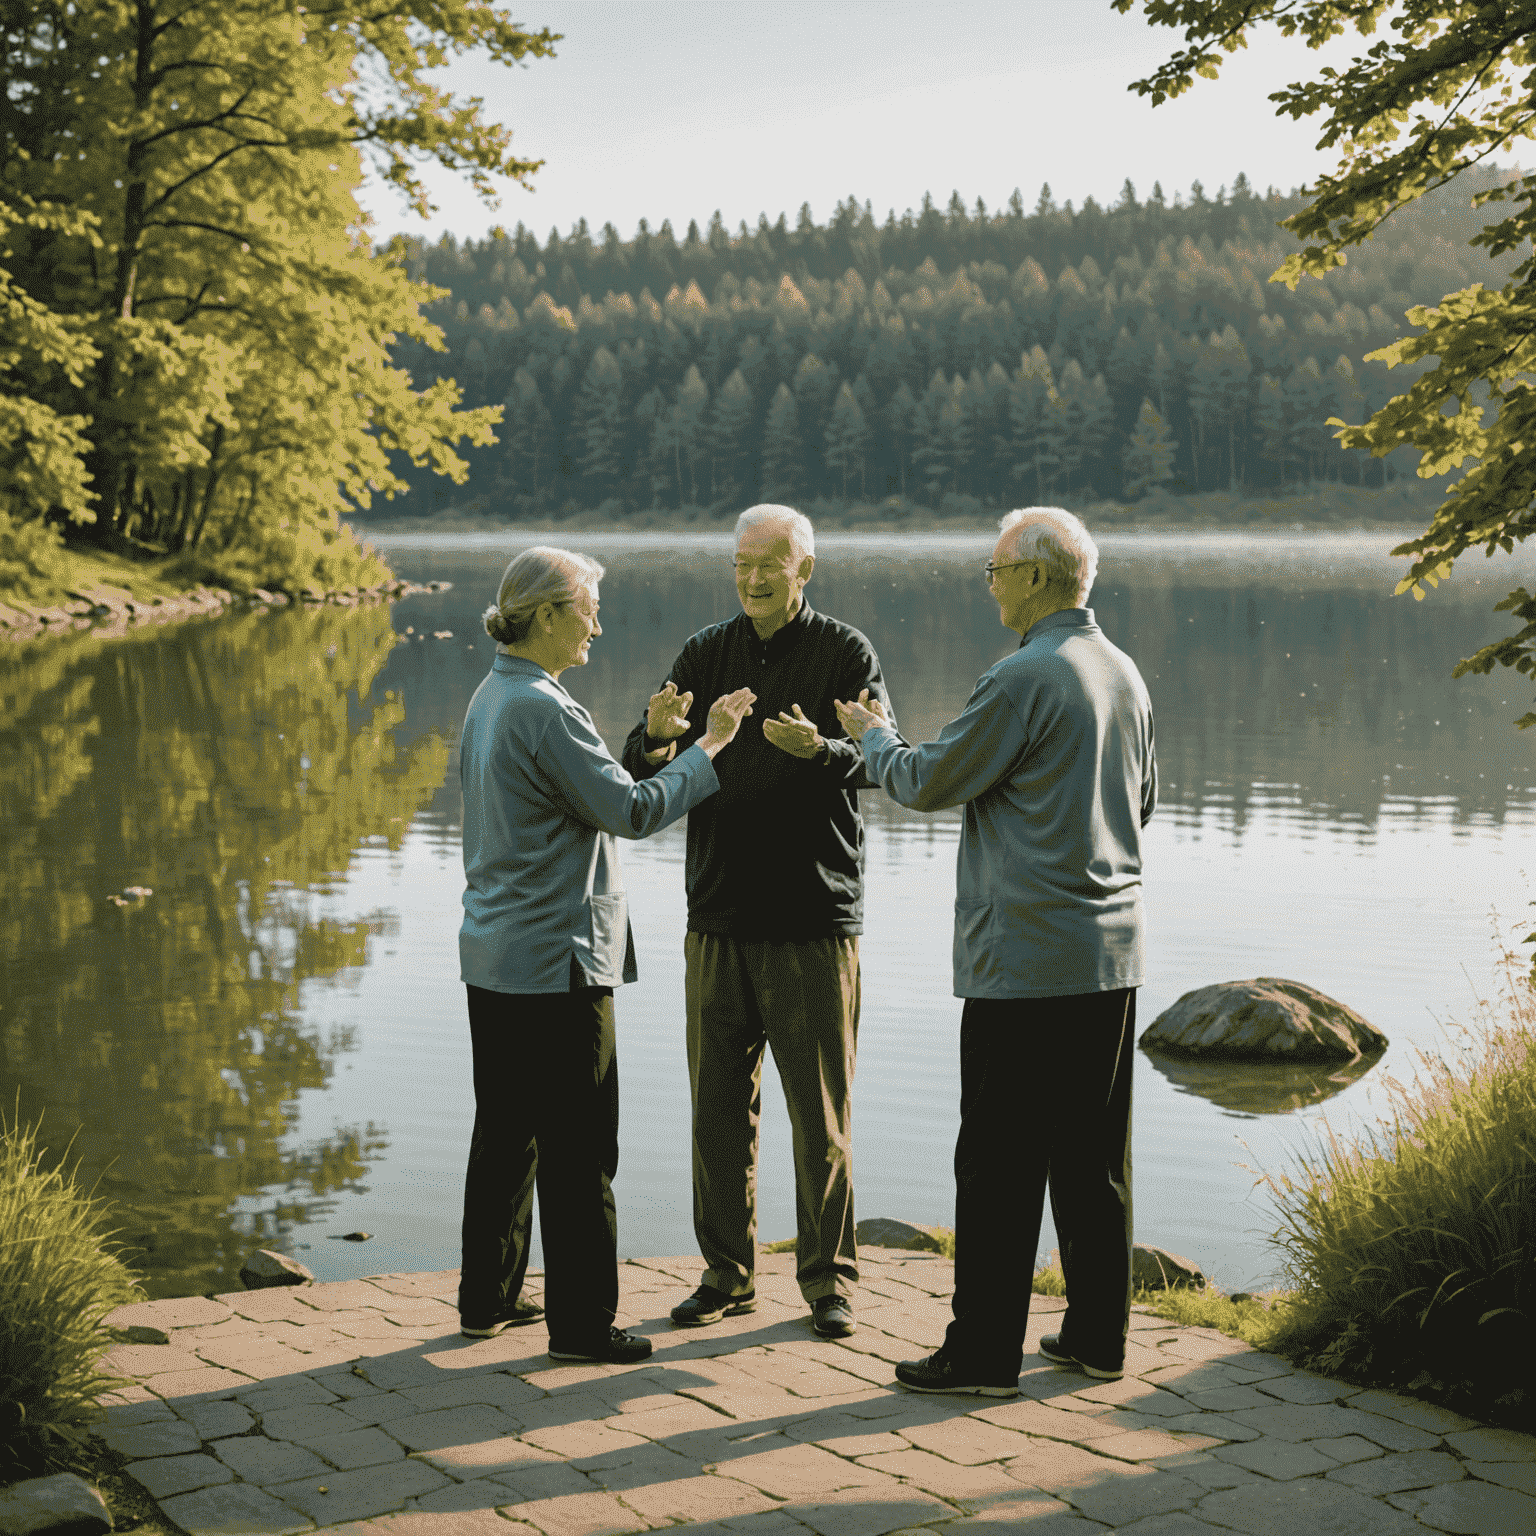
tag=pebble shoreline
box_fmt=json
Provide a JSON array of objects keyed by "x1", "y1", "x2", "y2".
[{"x1": 84, "y1": 1253, "x2": 1536, "y2": 1536}]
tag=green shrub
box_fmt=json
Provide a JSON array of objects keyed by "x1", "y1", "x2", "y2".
[
  {"x1": 1260, "y1": 932, "x2": 1536, "y2": 1410},
  {"x1": 1137, "y1": 1284, "x2": 1291, "y2": 1347},
  {"x1": 0, "y1": 1111, "x2": 144, "y2": 1477},
  {"x1": 0, "y1": 512, "x2": 69, "y2": 604}
]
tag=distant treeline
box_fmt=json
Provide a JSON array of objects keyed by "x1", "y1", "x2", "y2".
[{"x1": 383, "y1": 173, "x2": 1514, "y2": 520}]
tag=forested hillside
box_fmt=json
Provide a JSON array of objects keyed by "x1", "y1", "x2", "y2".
[{"x1": 383, "y1": 172, "x2": 1514, "y2": 521}]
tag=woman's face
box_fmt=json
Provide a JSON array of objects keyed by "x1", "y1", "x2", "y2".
[{"x1": 557, "y1": 585, "x2": 602, "y2": 669}]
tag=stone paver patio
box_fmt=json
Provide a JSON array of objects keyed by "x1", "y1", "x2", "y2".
[{"x1": 97, "y1": 1250, "x2": 1536, "y2": 1536}]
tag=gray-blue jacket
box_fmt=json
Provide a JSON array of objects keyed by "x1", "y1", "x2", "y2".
[
  {"x1": 860, "y1": 608, "x2": 1156, "y2": 999},
  {"x1": 459, "y1": 654, "x2": 718, "y2": 994}
]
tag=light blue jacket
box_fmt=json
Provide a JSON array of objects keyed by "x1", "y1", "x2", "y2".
[
  {"x1": 860, "y1": 609, "x2": 1156, "y2": 999},
  {"x1": 459, "y1": 654, "x2": 718, "y2": 993}
]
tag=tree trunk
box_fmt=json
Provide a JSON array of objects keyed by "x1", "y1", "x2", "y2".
[{"x1": 188, "y1": 422, "x2": 226, "y2": 550}]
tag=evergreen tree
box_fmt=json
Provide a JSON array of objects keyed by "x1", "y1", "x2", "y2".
[
  {"x1": 502, "y1": 369, "x2": 552, "y2": 500},
  {"x1": 1122, "y1": 399, "x2": 1177, "y2": 498},
  {"x1": 761, "y1": 383, "x2": 802, "y2": 501},
  {"x1": 573, "y1": 346, "x2": 625, "y2": 492},
  {"x1": 709, "y1": 368, "x2": 755, "y2": 502},
  {"x1": 824, "y1": 381, "x2": 872, "y2": 498},
  {"x1": 676, "y1": 364, "x2": 710, "y2": 503},
  {"x1": 882, "y1": 382, "x2": 917, "y2": 496}
]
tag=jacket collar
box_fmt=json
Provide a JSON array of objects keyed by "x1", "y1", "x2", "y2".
[
  {"x1": 740, "y1": 597, "x2": 814, "y2": 659},
  {"x1": 1019, "y1": 607, "x2": 1095, "y2": 647}
]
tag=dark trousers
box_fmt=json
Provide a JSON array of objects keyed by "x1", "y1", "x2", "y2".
[
  {"x1": 945, "y1": 987, "x2": 1136, "y2": 1372},
  {"x1": 457, "y1": 981, "x2": 619, "y2": 1339},
  {"x1": 684, "y1": 932, "x2": 860, "y2": 1303}
]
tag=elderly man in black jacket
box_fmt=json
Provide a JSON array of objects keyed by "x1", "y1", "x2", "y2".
[{"x1": 621, "y1": 504, "x2": 894, "y2": 1339}]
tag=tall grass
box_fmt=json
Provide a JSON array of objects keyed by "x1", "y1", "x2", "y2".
[
  {"x1": 0, "y1": 1110, "x2": 144, "y2": 1478},
  {"x1": 1260, "y1": 929, "x2": 1536, "y2": 1410}
]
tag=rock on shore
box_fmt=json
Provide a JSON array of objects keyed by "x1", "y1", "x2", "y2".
[{"x1": 1139, "y1": 977, "x2": 1387, "y2": 1061}]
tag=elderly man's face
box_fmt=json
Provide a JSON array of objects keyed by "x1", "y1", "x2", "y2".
[
  {"x1": 734, "y1": 524, "x2": 813, "y2": 626},
  {"x1": 987, "y1": 530, "x2": 1041, "y2": 634}
]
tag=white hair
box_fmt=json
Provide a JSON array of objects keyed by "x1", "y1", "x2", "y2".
[
  {"x1": 998, "y1": 507, "x2": 1098, "y2": 605},
  {"x1": 734, "y1": 503, "x2": 816, "y2": 561},
  {"x1": 483, "y1": 545, "x2": 605, "y2": 644}
]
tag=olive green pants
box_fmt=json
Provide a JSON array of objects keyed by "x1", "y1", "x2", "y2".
[{"x1": 684, "y1": 931, "x2": 860, "y2": 1304}]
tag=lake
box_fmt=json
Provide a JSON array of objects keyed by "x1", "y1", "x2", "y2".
[{"x1": 3, "y1": 527, "x2": 1532, "y2": 1303}]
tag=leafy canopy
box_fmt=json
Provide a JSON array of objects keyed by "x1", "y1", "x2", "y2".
[{"x1": 1120, "y1": 0, "x2": 1536, "y2": 726}]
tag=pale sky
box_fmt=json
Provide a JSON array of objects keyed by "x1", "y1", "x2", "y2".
[{"x1": 357, "y1": 0, "x2": 1365, "y2": 245}]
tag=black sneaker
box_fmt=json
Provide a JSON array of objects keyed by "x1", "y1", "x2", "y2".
[
  {"x1": 811, "y1": 1295, "x2": 855, "y2": 1338},
  {"x1": 1038, "y1": 1332, "x2": 1123, "y2": 1381},
  {"x1": 895, "y1": 1347, "x2": 1018, "y2": 1397},
  {"x1": 547, "y1": 1326, "x2": 653, "y2": 1364},
  {"x1": 670, "y1": 1284, "x2": 757, "y2": 1326},
  {"x1": 459, "y1": 1296, "x2": 544, "y2": 1338}
]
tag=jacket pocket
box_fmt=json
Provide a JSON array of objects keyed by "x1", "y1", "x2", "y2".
[{"x1": 588, "y1": 892, "x2": 630, "y2": 972}]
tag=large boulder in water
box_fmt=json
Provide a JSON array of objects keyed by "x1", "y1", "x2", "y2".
[{"x1": 1140, "y1": 978, "x2": 1386, "y2": 1062}]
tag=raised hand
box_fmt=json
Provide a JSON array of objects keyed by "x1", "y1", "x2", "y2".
[
  {"x1": 647, "y1": 680, "x2": 694, "y2": 741},
  {"x1": 699, "y1": 687, "x2": 757, "y2": 758},
  {"x1": 832, "y1": 688, "x2": 888, "y2": 742},
  {"x1": 763, "y1": 702, "x2": 825, "y2": 759}
]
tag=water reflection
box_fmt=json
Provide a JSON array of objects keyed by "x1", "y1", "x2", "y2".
[
  {"x1": 0, "y1": 605, "x2": 449, "y2": 1298},
  {"x1": 1141, "y1": 1048, "x2": 1385, "y2": 1118}
]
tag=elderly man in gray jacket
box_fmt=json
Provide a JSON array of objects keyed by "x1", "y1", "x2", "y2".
[{"x1": 836, "y1": 507, "x2": 1156, "y2": 1396}]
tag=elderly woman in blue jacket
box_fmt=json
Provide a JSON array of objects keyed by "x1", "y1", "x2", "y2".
[{"x1": 457, "y1": 546, "x2": 755, "y2": 1363}]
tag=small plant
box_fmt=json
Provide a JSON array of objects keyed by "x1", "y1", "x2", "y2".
[
  {"x1": 1137, "y1": 1284, "x2": 1290, "y2": 1347},
  {"x1": 1258, "y1": 922, "x2": 1536, "y2": 1411},
  {"x1": 1031, "y1": 1259, "x2": 1066, "y2": 1296},
  {"x1": 0, "y1": 1109, "x2": 144, "y2": 1478}
]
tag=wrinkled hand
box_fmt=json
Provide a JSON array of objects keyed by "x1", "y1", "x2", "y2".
[
  {"x1": 703, "y1": 687, "x2": 757, "y2": 749},
  {"x1": 646, "y1": 680, "x2": 694, "y2": 741},
  {"x1": 832, "y1": 688, "x2": 888, "y2": 742},
  {"x1": 763, "y1": 703, "x2": 824, "y2": 759}
]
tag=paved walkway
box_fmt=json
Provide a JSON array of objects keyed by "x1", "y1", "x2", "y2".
[{"x1": 97, "y1": 1251, "x2": 1536, "y2": 1536}]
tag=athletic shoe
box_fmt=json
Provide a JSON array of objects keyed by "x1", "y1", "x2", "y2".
[
  {"x1": 811, "y1": 1295, "x2": 856, "y2": 1338},
  {"x1": 459, "y1": 1296, "x2": 544, "y2": 1338},
  {"x1": 669, "y1": 1284, "x2": 757, "y2": 1326},
  {"x1": 547, "y1": 1326, "x2": 653, "y2": 1364},
  {"x1": 1038, "y1": 1331, "x2": 1124, "y2": 1381},
  {"x1": 894, "y1": 1347, "x2": 1019, "y2": 1396}
]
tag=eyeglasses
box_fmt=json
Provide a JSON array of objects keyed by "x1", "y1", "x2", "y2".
[{"x1": 983, "y1": 560, "x2": 1032, "y2": 584}]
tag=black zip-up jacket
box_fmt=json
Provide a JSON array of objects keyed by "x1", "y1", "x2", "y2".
[{"x1": 620, "y1": 601, "x2": 897, "y2": 940}]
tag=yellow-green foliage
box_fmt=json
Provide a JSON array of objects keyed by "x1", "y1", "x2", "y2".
[
  {"x1": 1031, "y1": 1261, "x2": 1067, "y2": 1296},
  {"x1": 1137, "y1": 1286, "x2": 1290, "y2": 1349},
  {"x1": 1260, "y1": 933, "x2": 1536, "y2": 1405},
  {"x1": 0, "y1": 1113, "x2": 143, "y2": 1477},
  {"x1": 0, "y1": 512, "x2": 69, "y2": 604}
]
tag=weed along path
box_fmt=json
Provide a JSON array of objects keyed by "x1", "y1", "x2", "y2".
[{"x1": 93, "y1": 1253, "x2": 1536, "y2": 1536}]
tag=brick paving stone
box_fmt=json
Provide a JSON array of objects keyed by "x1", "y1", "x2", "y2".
[
  {"x1": 308, "y1": 1367, "x2": 392, "y2": 1400},
  {"x1": 1055, "y1": 1464, "x2": 1202, "y2": 1527},
  {"x1": 492, "y1": 1488, "x2": 649, "y2": 1536},
  {"x1": 353, "y1": 1354, "x2": 449, "y2": 1391},
  {"x1": 855, "y1": 1446, "x2": 1024, "y2": 1501},
  {"x1": 267, "y1": 1458, "x2": 450, "y2": 1525},
  {"x1": 1346, "y1": 1390, "x2": 1479, "y2": 1434},
  {"x1": 604, "y1": 1398, "x2": 736, "y2": 1442},
  {"x1": 517, "y1": 1392, "x2": 629, "y2": 1431},
  {"x1": 1195, "y1": 1476, "x2": 1424, "y2": 1534},
  {"x1": 97, "y1": 1419, "x2": 202, "y2": 1458},
  {"x1": 298, "y1": 1426, "x2": 405, "y2": 1469},
  {"x1": 1091, "y1": 1427, "x2": 1225, "y2": 1461},
  {"x1": 719, "y1": 1441, "x2": 893, "y2": 1499},
  {"x1": 176, "y1": 1399, "x2": 255, "y2": 1439},
  {"x1": 408, "y1": 1432, "x2": 539, "y2": 1481},
  {"x1": 158, "y1": 1480, "x2": 314, "y2": 1536},
  {"x1": 522, "y1": 1420, "x2": 651, "y2": 1460},
  {"x1": 1004, "y1": 1435, "x2": 1144, "y2": 1492},
  {"x1": 196, "y1": 1338, "x2": 316, "y2": 1377},
  {"x1": 1210, "y1": 1435, "x2": 1339, "y2": 1480},
  {"x1": 1444, "y1": 1426, "x2": 1536, "y2": 1461},
  {"x1": 896, "y1": 1414, "x2": 1031, "y2": 1464},
  {"x1": 618, "y1": 1471, "x2": 779, "y2": 1526},
  {"x1": 1183, "y1": 1385, "x2": 1275, "y2": 1412},
  {"x1": 324, "y1": 1509, "x2": 514, "y2": 1536},
  {"x1": 1389, "y1": 1479, "x2": 1536, "y2": 1534},
  {"x1": 404, "y1": 1478, "x2": 533, "y2": 1514},
  {"x1": 288, "y1": 1280, "x2": 395, "y2": 1313},
  {"x1": 338, "y1": 1391, "x2": 420, "y2": 1426},
  {"x1": 1229, "y1": 1401, "x2": 1439, "y2": 1448},
  {"x1": 183, "y1": 1316, "x2": 268, "y2": 1342},
  {"x1": 126, "y1": 1453, "x2": 235, "y2": 1498},
  {"x1": 109, "y1": 1295, "x2": 234, "y2": 1331},
  {"x1": 925, "y1": 1488, "x2": 1099, "y2": 1534},
  {"x1": 570, "y1": 1438, "x2": 694, "y2": 1485},
  {"x1": 1254, "y1": 1372, "x2": 1359, "y2": 1406},
  {"x1": 236, "y1": 1380, "x2": 340, "y2": 1413},
  {"x1": 103, "y1": 1343, "x2": 206, "y2": 1377},
  {"x1": 212, "y1": 1433, "x2": 331, "y2": 1485},
  {"x1": 1465, "y1": 1461, "x2": 1536, "y2": 1497},
  {"x1": 486, "y1": 1454, "x2": 602, "y2": 1502},
  {"x1": 1155, "y1": 1412, "x2": 1262, "y2": 1442},
  {"x1": 101, "y1": 1395, "x2": 176, "y2": 1426},
  {"x1": 219, "y1": 1289, "x2": 323, "y2": 1324},
  {"x1": 320, "y1": 1311, "x2": 407, "y2": 1339},
  {"x1": 1143, "y1": 1450, "x2": 1263, "y2": 1491},
  {"x1": 1113, "y1": 1515, "x2": 1234, "y2": 1535},
  {"x1": 973, "y1": 1398, "x2": 1132, "y2": 1442},
  {"x1": 382, "y1": 1403, "x2": 524, "y2": 1452},
  {"x1": 1310, "y1": 1434, "x2": 1385, "y2": 1464},
  {"x1": 259, "y1": 1404, "x2": 361, "y2": 1441},
  {"x1": 778, "y1": 1483, "x2": 953, "y2": 1536},
  {"x1": 399, "y1": 1371, "x2": 543, "y2": 1415},
  {"x1": 1328, "y1": 1448, "x2": 1467, "y2": 1495}
]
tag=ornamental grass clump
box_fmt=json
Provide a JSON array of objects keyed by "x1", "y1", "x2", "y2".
[
  {"x1": 1260, "y1": 933, "x2": 1536, "y2": 1412},
  {"x1": 0, "y1": 1111, "x2": 143, "y2": 1477}
]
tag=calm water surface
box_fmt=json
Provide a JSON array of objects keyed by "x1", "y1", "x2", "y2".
[{"x1": 3, "y1": 528, "x2": 1533, "y2": 1300}]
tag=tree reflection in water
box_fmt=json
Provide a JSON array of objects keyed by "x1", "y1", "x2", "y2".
[{"x1": 0, "y1": 603, "x2": 449, "y2": 1298}]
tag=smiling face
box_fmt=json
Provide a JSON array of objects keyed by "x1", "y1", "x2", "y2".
[
  {"x1": 734, "y1": 523, "x2": 814, "y2": 634},
  {"x1": 555, "y1": 584, "x2": 601, "y2": 670}
]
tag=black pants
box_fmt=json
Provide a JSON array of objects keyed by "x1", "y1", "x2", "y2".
[
  {"x1": 457, "y1": 981, "x2": 619, "y2": 1339},
  {"x1": 945, "y1": 987, "x2": 1136, "y2": 1372}
]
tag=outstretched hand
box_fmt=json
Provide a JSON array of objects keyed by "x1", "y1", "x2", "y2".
[
  {"x1": 646, "y1": 680, "x2": 694, "y2": 741},
  {"x1": 832, "y1": 688, "x2": 888, "y2": 743},
  {"x1": 763, "y1": 703, "x2": 825, "y2": 759}
]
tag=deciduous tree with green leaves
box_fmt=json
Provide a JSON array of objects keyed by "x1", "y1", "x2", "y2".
[
  {"x1": 1, "y1": 0, "x2": 556, "y2": 592},
  {"x1": 1121, "y1": 0, "x2": 1536, "y2": 727}
]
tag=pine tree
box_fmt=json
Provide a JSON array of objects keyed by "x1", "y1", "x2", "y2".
[
  {"x1": 503, "y1": 369, "x2": 553, "y2": 501},
  {"x1": 824, "y1": 381, "x2": 871, "y2": 498},
  {"x1": 572, "y1": 346, "x2": 625, "y2": 493},
  {"x1": 1121, "y1": 399, "x2": 1177, "y2": 499},
  {"x1": 883, "y1": 382, "x2": 917, "y2": 497},
  {"x1": 676, "y1": 364, "x2": 709, "y2": 503},
  {"x1": 761, "y1": 383, "x2": 802, "y2": 501},
  {"x1": 709, "y1": 369, "x2": 755, "y2": 502}
]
